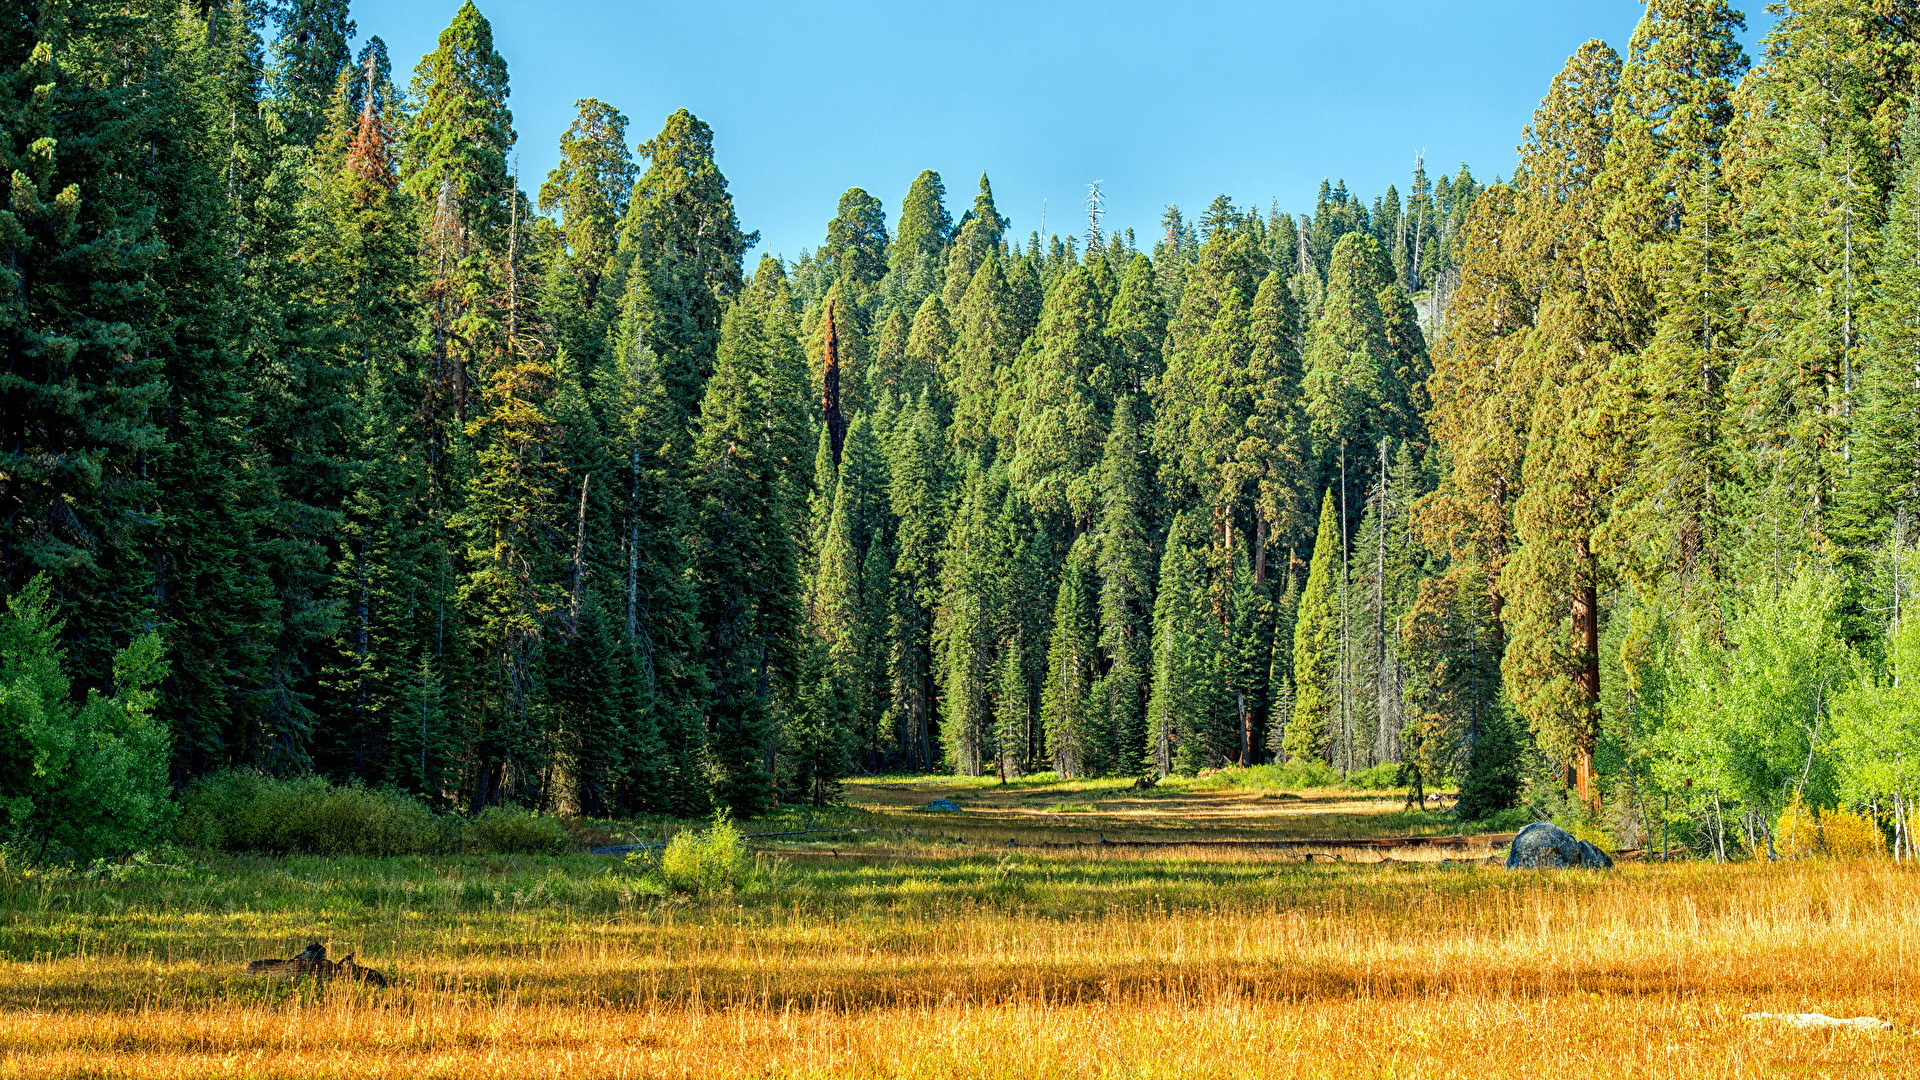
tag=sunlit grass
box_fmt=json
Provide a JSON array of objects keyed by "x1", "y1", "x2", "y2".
[{"x1": 1, "y1": 777, "x2": 1908, "y2": 1078}]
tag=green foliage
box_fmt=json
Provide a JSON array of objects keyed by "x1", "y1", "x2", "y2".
[
  {"x1": 175, "y1": 771, "x2": 444, "y2": 856},
  {"x1": 657, "y1": 811, "x2": 751, "y2": 895},
  {"x1": 0, "y1": 580, "x2": 171, "y2": 862},
  {"x1": 1645, "y1": 568, "x2": 1853, "y2": 819},
  {"x1": 1285, "y1": 492, "x2": 1340, "y2": 764},
  {"x1": 464, "y1": 806, "x2": 574, "y2": 855},
  {"x1": 1455, "y1": 700, "x2": 1525, "y2": 821}
]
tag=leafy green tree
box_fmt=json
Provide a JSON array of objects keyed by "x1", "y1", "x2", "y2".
[{"x1": 0, "y1": 579, "x2": 170, "y2": 862}]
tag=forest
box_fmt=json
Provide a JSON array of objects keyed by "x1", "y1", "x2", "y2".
[{"x1": 4, "y1": 0, "x2": 1920, "y2": 859}]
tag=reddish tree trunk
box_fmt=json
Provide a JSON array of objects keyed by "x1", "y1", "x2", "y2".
[{"x1": 1572, "y1": 539, "x2": 1601, "y2": 813}]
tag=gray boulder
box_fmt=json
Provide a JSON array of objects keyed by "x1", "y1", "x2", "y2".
[
  {"x1": 1504, "y1": 822, "x2": 1614, "y2": 870},
  {"x1": 921, "y1": 798, "x2": 963, "y2": 812}
]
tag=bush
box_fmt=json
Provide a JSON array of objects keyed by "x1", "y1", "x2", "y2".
[
  {"x1": 1775, "y1": 798, "x2": 1820, "y2": 857},
  {"x1": 463, "y1": 805, "x2": 573, "y2": 854},
  {"x1": 0, "y1": 577, "x2": 172, "y2": 862},
  {"x1": 1563, "y1": 821, "x2": 1619, "y2": 856},
  {"x1": 1820, "y1": 806, "x2": 1885, "y2": 859},
  {"x1": 658, "y1": 812, "x2": 750, "y2": 895},
  {"x1": 1344, "y1": 763, "x2": 1407, "y2": 790},
  {"x1": 176, "y1": 771, "x2": 445, "y2": 856}
]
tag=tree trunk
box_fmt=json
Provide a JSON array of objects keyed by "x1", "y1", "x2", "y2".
[{"x1": 1573, "y1": 539, "x2": 1601, "y2": 814}]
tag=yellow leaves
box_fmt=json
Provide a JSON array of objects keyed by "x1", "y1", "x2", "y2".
[{"x1": 1775, "y1": 797, "x2": 1886, "y2": 860}]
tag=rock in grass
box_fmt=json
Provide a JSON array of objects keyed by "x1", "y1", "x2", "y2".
[
  {"x1": 1504, "y1": 822, "x2": 1614, "y2": 870},
  {"x1": 921, "y1": 798, "x2": 963, "y2": 812}
]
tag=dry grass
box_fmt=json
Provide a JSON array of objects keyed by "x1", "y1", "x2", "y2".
[{"x1": 2, "y1": 781, "x2": 1915, "y2": 1078}]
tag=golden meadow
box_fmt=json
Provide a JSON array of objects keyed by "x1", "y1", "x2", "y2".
[{"x1": 2, "y1": 778, "x2": 1914, "y2": 1079}]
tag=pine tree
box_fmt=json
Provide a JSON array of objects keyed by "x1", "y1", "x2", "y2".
[
  {"x1": 942, "y1": 175, "x2": 1007, "y2": 312},
  {"x1": 1009, "y1": 265, "x2": 1110, "y2": 527},
  {"x1": 0, "y1": 5, "x2": 169, "y2": 693},
  {"x1": 1852, "y1": 108, "x2": 1920, "y2": 537},
  {"x1": 902, "y1": 294, "x2": 954, "y2": 409},
  {"x1": 687, "y1": 269, "x2": 810, "y2": 813},
  {"x1": 1040, "y1": 535, "x2": 1100, "y2": 776},
  {"x1": 1106, "y1": 254, "x2": 1167, "y2": 396},
  {"x1": 809, "y1": 411, "x2": 892, "y2": 773},
  {"x1": 620, "y1": 109, "x2": 755, "y2": 414},
  {"x1": 1286, "y1": 492, "x2": 1340, "y2": 765},
  {"x1": 267, "y1": 0, "x2": 354, "y2": 148},
  {"x1": 884, "y1": 396, "x2": 950, "y2": 770},
  {"x1": 1146, "y1": 511, "x2": 1226, "y2": 775},
  {"x1": 539, "y1": 98, "x2": 636, "y2": 318},
  {"x1": 940, "y1": 459, "x2": 1000, "y2": 774},
  {"x1": 888, "y1": 169, "x2": 951, "y2": 307},
  {"x1": 602, "y1": 307, "x2": 706, "y2": 815},
  {"x1": 824, "y1": 187, "x2": 889, "y2": 294},
  {"x1": 948, "y1": 253, "x2": 1020, "y2": 455},
  {"x1": 1599, "y1": 0, "x2": 1748, "y2": 603},
  {"x1": 1094, "y1": 398, "x2": 1156, "y2": 776}
]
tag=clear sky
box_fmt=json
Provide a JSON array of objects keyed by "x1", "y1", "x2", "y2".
[{"x1": 347, "y1": 0, "x2": 1777, "y2": 263}]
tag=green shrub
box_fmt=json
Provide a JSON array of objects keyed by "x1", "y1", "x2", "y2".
[
  {"x1": 658, "y1": 812, "x2": 750, "y2": 894},
  {"x1": 0, "y1": 577, "x2": 172, "y2": 862},
  {"x1": 463, "y1": 805, "x2": 573, "y2": 854},
  {"x1": 1344, "y1": 763, "x2": 1406, "y2": 790},
  {"x1": 176, "y1": 771, "x2": 445, "y2": 855}
]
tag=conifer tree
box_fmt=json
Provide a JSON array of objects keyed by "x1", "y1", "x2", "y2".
[
  {"x1": 942, "y1": 175, "x2": 1008, "y2": 312},
  {"x1": 1106, "y1": 254, "x2": 1168, "y2": 395},
  {"x1": 810, "y1": 411, "x2": 892, "y2": 766},
  {"x1": 948, "y1": 254, "x2": 1020, "y2": 455},
  {"x1": 1286, "y1": 492, "x2": 1341, "y2": 765},
  {"x1": 889, "y1": 169, "x2": 951, "y2": 307},
  {"x1": 940, "y1": 459, "x2": 1000, "y2": 774},
  {"x1": 1852, "y1": 109, "x2": 1920, "y2": 538},
  {"x1": 1040, "y1": 535, "x2": 1100, "y2": 776},
  {"x1": 885, "y1": 396, "x2": 950, "y2": 770},
  {"x1": 1009, "y1": 265, "x2": 1110, "y2": 527},
  {"x1": 267, "y1": 0, "x2": 354, "y2": 148},
  {"x1": 1146, "y1": 511, "x2": 1226, "y2": 775},
  {"x1": 1599, "y1": 0, "x2": 1747, "y2": 603},
  {"x1": 688, "y1": 273, "x2": 809, "y2": 813},
  {"x1": 1094, "y1": 398, "x2": 1156, "y2": 776},
  {"x1": 0, "y1": 3, "x2": 169, "y2": 691},
  {"x1": 824, "y1": 187, "x2": 889, "y2": 294},
  {"x1": 902, "y1": 294, "x2": 954, "y2": 408},
  {"x1": 539, "y1": 99, "x2": 636, "y2": 317},
  {"x1": 621, "y1": 109, "x2": 755, "y2": 414}
]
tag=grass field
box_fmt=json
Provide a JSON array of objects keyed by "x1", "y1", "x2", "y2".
[{"x1": 2, "y1": 775, "x2": 1914, "y2": 1078}]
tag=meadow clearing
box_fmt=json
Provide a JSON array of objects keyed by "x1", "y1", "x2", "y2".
[{"x1": 1, "y1": 776, "x2": 1914, "y2": 1079}]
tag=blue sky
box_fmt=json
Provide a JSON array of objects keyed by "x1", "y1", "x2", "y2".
[{"x1": 348, "y1": 0, "x2": 1776, "y2": 262}]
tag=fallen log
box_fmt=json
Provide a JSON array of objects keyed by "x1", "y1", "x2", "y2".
[{"x1": 248, "y1": 943, "x2": 390, "y2": 987}]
